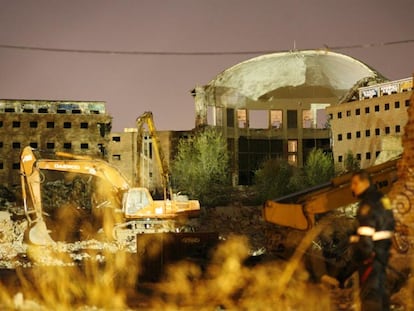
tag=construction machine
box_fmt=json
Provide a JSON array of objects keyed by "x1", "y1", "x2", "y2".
[
  {"x1": 263, "y1": 157, "x2": 399, "y2": 230},
  {"x1": 20, "y1": 146, "x2": 200, "y2": 245}
]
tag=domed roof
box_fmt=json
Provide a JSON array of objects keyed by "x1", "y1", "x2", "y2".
[{"x1": 207, "y1": 50, "x2": 385, "y2": 100}]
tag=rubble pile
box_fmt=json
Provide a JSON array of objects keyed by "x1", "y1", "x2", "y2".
[{"x1": 191, "y1": 205, "x2": 274, "y2": 252}]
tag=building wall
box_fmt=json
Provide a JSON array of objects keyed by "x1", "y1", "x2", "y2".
[
  {"x1": 0, "y1": 99, "x2": 111, "y2": 187},
  {"x1": 327, "y1": 78, "x2": 413, "y2": 169},
  {"x1": 195, "y1": 91, "x2": 332, "y2": 185}
]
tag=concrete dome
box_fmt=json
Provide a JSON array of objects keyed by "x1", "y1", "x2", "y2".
[{"x1": 207, "y1": 50, "x2": 385, "y2": 100}]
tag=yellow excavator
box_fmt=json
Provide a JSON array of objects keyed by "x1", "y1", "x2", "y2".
[
  {"x1": 20, "y1": 146, "x2": 200, "y2": 245},
  {"x1": 263, "y1": 157, "x2": 399, "y2": 230}
]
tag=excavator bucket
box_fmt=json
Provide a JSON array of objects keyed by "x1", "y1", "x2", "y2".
[
  {"x1": 29, "y1": 220, "x2": 55, "y2": 246},
  {"x1": 263, "y1": 201, "x2": 311, "y2": 230}
]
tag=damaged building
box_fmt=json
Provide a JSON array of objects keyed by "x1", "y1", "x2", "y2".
[
  {"x1": 192, "y1": 50, "x2": 384, "y2": 185},
  {"x1": 0, "y1": 99, "x2": 112, "y2": 187},
  {"x1": 327, "y1": 77, "x2": 413, "y2": 168}
]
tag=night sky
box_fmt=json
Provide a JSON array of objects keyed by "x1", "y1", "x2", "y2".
[{"x1": 0, "y1": 0, "x2": 413, "y2": 131}]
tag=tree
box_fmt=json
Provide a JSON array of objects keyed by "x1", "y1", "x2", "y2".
[
  {"x1": 344, "y1": 150, "x2": 360, "y2": 172},
  {"x1": 254, "y1": 158, "x2": 297, "y2": 201},
  {"x1": 172, "y1": 128, "x2": 230, "y2": 207},
  {"x1": 303, "y1": 148, "x2": 335, "y2": 187}
]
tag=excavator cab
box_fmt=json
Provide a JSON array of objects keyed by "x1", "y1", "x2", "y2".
[{"x1": 122, "y1": 188, "x2": 152, "y2": 216}]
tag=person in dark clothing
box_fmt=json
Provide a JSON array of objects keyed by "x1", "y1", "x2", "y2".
[{"x1": 349, "y1": 170, "x2": 395, "y2": 311}]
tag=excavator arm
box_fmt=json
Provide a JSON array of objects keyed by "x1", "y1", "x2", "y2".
[
  {"x1": 263, "y1": 158, "x2": 399, "y2": 230},
  {"x1": 20, "y1": 146, "x2": 132, "y2": 244},
  {"x1": 136, "y1": 111, "x2": 172, "y2": 200}
]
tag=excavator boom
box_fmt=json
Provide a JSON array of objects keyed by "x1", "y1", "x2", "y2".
[
  {"x1": 136, "y1": 111, "x2": 172, "y2": 200},
  {"x1": 263, "y1": 158, "x2": 399, "y2": 230}
]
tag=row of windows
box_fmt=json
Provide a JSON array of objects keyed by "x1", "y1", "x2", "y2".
[
  {"x1": 1, "y1": 107, "x2": 101, "y2": 114},
  {"x1": 0, "y1": 142, "x2": 89, "y2": 149},
  {"x1": 337, "y1": 125, "x2": 401, "y2": 141},
  {"x1": 0, "y1": 121, "x2": 89, "y2": 129},
  {"x1": 337, "y1": 151, "x2": 380, "y2": 162},
  {"x1": 335, "y1": 99, "x2": 410, "y2": 119}
]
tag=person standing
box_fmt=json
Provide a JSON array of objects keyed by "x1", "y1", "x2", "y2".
[{"x1": 349, "y1": 170, "x2": 395, "y2": 311}]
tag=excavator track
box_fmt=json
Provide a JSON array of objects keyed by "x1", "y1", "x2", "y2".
[{"x1": 112, "y1": 219, "x2": 194, "y2": 243}]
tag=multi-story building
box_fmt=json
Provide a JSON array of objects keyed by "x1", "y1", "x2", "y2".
[
  {"x1": 192, "y1": 50, "x2": 384, "y2": 185},
  {"x1": 0, "y1": 99, "x2": 112, "y2": 187},
  {"x1": 327, "y1": 77, "x2": 413, "y2": 168}
]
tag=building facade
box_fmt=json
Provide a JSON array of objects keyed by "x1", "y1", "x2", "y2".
[
  {"x1": 327, "y1": 77, "x2": 413, "y2": 168},
  {"x1": 193, "y1": 50, "x2": 384, "y2": 185},
  {"x1": 0, "y1": 99, "x2": 112, "y2": 187}
]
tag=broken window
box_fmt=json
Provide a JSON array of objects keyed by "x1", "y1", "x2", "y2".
[
  {"x1": 64, "y1": 122, "x2": 72, "y2": 129},
  {"x1": 226, "y1": 108, "x2": 235, "y2": 128},
  {"x1": 287, "y1": 110, "x2": 298, "y2": 129},
  {"x1": 270, "y1": 110, "x2": 282, "y2": 129},
  {"x1": 207, "y1": 106, "x2": 214, "y2": 125},
  {"x1": 310, "y1": 104, "x2": 330, "y2": 128},
  {"x1": 288, "y1": 154, "x2": 297, "y2": 166},
  {"x1": 215, "y1": 107, "x2": 223, "y2": 126},
  {"x1": 112, "y1": 154, "x2": 121, "y2": 161},
  {"x1": 302, "y1": 110, "x2": 312, "y2": 128},
  {"x1": 288, "y1": 140, "x2": 298, "y2": 153},
  {"x1": 47, "y1": 122, "x2": 55, "y2": 128},
  {"x1": 81, "y1": 143, "x2": 89, "y2": 149},
  {"x1": 249, "y1": 110, "x2": 268, "y2": 129},
  {"x1": 237, "y1": 109, "x2": 247, "y2": 128},
  {"x1": 112, "y1": 136, "x2": 121, "y2": 142}
]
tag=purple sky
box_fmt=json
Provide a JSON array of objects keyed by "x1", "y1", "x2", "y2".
[{"x1": 0, "y1": 0, "x2": 413, "y2": 131}]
